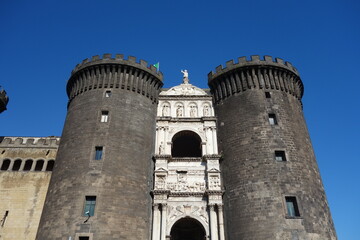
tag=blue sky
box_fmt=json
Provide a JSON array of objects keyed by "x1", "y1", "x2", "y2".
[{"x1": 1, "y1": 0, "x2": 359, "y2": 239}]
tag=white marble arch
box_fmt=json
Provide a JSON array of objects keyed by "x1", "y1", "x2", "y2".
[
  {"x1": 166, "y1": 215, "x2": 209, "y2": 237},
  {"x1": 169, "y1": 128, "x2": 205, "y2": 143}
]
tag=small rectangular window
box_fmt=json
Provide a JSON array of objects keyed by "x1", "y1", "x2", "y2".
[
  {"x1": 285, "y1": 196, "x2": 300, "y2": 217},
  {"x1": 275, "y1": 151, "x2": 286, "y2": 161},
  {"x1": 268, "y1": 114, "x2": 277, "y2": 125},
  {"x1": 265, "y1": 91, "x2": 271, "y2": 98},
  {"x1": 105, "y1": 90, "x2": 112, "y2": 97},
  {"x1": 101, "y1": 111, "x2": 109, "y2": 122},
  {"x1": 84, "y1": 196, "x2": 96, "y2": 216},
  {"x1": 95, "y1": 146, "x2": 103, "y2": 160},
  {"x1": 79, "y1": 237, "x2": 89, "y2": 240}
]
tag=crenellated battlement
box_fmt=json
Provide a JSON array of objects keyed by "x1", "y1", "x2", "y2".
[
  {"x1": 67, "y1": 54, "x2": 164, "y2": 103},
  {"x1": 208, "y1": 55, "x2": 299, "y2": 79},
  {"x1": 208, "y1": 55, "x2": 304, "y2": 103},
  {"x1": 71, "y1": 53, "x2": 163, "y2": 78},
  {"x1": 0, "y1": 137, "x2": 60, "y2": 148}
]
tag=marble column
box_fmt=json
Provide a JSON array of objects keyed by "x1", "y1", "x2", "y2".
[
  {"x1": 152, "y1": 204, "x2": 161, "y2": 240},
  {"x1": 205, "y1": 127, "x2": 212, "y2": 155},
  {"x1": 211, "y1": 127, "x2": 218, "y2": 154},
  {"x1": 161, "y1": 204, "x2": 167, "y2": 240},
  {"x1": 209, "y1": 204, "x2": 219, "y2": 240},
  {"x1": 156, "y1": 127, "x2": 165, "y2": 154},
  {"x1": 164, "y1": 127, "x2": 169, "y2": 154},
  {"x1": 218, "y1": 205, "x2": 225, "y2": 240}
]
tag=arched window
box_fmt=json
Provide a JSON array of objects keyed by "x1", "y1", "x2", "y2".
[
  {"x1": 172, "y1": 131, "x2": 202, "y2": 157},
  {"x1": 23, "y1": 160, "x2": 33, "y2": 171},
  {"x1": 12, "y1": 159, "x2": 22, "y2": 171},
  {"x1": 35, "y1": 160, "x2": 44, "y2": 171},
  {"x1": 1, "y1": 159, "x2": 11, "y2": 170},
  {"x1": 46, "y1": 160, "x2": 55, "y2": 171}
]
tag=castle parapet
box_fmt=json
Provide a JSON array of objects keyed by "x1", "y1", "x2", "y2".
[
  {"x1": 208, "y1": 55, "x2": 304, "y2": 103},
  {"x1": 67, "y1": 54, "x2": 163, "y2": 103},
  {"x1": 0, "y1": 137, "x2": 60, "y2": 149}
]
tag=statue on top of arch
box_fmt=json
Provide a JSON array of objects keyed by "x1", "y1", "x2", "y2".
[{"x1": 181, "y1": 69, "x2": 189, "y2": 84}]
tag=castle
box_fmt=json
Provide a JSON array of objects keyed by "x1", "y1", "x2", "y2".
[{"x1": 0, "y1": 54, "x2": 337, "y2": 240}]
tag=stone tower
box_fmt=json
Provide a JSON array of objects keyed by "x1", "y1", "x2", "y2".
[
  {"x1": 0, "y1": 86, "x2": 9, "y2": 113},
  {"x1": 36, "y1": 54, "x2": 163, "y2": 240},
  {"x1": 208, "y1": 56, "x2": 337, "y2": 240}
]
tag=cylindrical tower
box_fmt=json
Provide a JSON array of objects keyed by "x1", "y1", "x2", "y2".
[
  {"x1": 208, "y1": 56, "x2": 336, "y2": 240},
  {"x1": 37, "y1": 54, "x2": 163, "y2": 240},
  {"x1": 0, "y1": 86, "x2": 9, "y2": 113}
]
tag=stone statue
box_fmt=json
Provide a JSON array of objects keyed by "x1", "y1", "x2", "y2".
[
  {"x1": 181, "y1": 70, "x2": 189, "y2": 84},
  {"x1": 159, "y1": 142, "x2": 164, "y2": 154},
  {"x1": 176, "y1": 105, "x2": 183, "y2": 117},
  {"x1": 203, "y1": 105, "x2": 209, "y2": 116},
  {"x1": 162, "y1": 105, "x2": 169, "y2": 116},
  {"x1": 190, "y1": 106, "x2": 197, "y2": 117}
]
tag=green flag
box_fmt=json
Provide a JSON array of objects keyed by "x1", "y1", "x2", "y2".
[{"x1": 153, "y1": 62, "x2": 160, "y2": 71}]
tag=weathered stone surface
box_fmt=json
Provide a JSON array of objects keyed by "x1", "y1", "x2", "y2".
[
  {"x1": 0, "y1": 137, "x2": 58, "y2": 240},
  {"x1": 209, "y1": 57, "x2": 337, "y2": 240},
  {"x1": 36, "y1": 56, "x2": 163, "y2": 240}
]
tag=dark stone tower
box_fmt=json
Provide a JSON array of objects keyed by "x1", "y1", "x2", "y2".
[
  {"x1": 36, "y1": 54, "x2": 163, "y2": 240},
  {"x1": 0, "y1": 86, "x2": 9, "y2": 113},
  {"x1": 208, "y1": 56, "x2": 336, "y2": 240}
]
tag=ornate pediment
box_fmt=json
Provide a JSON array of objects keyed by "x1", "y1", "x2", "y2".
[
  {"x1": 160, "y1": 83, "x2": 207, "y2": 96},
  {"x1": 155, "y1": 167, "x2": 168, "y2": 173}
]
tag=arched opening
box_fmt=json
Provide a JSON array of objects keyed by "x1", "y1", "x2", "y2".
[
  {"x1": 23, "y1": 160, "x2": 33, "y2": 171},
  {"x1": 12, "y1": 159, "x2": 22, "y2": 171},
  {"x1": 172, "y1": 131, "x2": 202, "y2": 157},
  {"x1": 170, "y1": 217, "x2": 206, "y2": 240},
  {"x1": 46, "y1": 160, "x2": 55, "y2": 171},
  {"x1": 1, "y1": 159, "x2": 10, "y2": 170},
  {"x1": 35, "y1": 160, "x2": 44, "y2": 171}
]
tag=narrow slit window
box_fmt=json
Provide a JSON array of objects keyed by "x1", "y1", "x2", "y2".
[
  {"x1": 79, "y1": 237, "x2": 89, "y2": 240},
  {"x1": 285, "y1": 196, "x2": 300, "y2": 217},
  {"x1": 100, "y1": 111, "x2": 109, "y2": 122},
  {"x1": 95, "y1": 146, "x2": 103, "y2": 160},
  {"x1": 265, "y1": 91, "x2": 271, "y2": 98},
  {"x1": 275, "y1": 151, "x2": 286, "y2": 161},
  {"x1": 84, "y1": 196, "x2": 96, "y2": 216},
  {"x1": 105, "y1": 90, "x2": 112, "y2": 97},
  {"x1": 269, "y1": 114, "x2": 278, "y2": 125}
]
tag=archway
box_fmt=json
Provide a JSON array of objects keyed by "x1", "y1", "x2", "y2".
[
  {"x1": 171, "y1": 131, "x2": 202, "y2": 157},
  {"x1": 170, "y1": 217, "x2": 206, "y2": 240}
]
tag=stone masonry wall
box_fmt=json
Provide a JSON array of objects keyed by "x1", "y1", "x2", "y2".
[
  {"x1": 214, "y1": 89, "x2": 336, "y2": 240},
  {"x1": 37, "y1": 55, "x2": 163, "y2": 240},
  {"x1": 0, "y1": 137, "x2": 59, "y2": 240}
]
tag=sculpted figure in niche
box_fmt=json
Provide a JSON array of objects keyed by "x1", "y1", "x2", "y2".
[
  {"x1": 155, "y1": 175, "x2": 166, "y2": 189},
  {"x1": 159, "y1": 141, "x2": 164, "y2": 155},
  {"x1": 181, "y1": 69, "x2": 189, "y2": 84},
  {"x1": 162, "y1": 105, "x2": 169, "y2": 116},
  {"x1": 203, "y1": 105, "x2": 210, "y2": 116},
  {"x1": 190, "y1": 105, "x2": 197, "y2": 117},
  {"x1": 176, "y1": 105, "x2": 183, "y2": 117}
]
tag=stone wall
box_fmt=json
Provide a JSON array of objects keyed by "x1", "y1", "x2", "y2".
[
  {"x1": 0, "y1": 137, "x2": 59, "y2": 240},
  {"x1": 209, "y1": 56, "x2": 337, "y2": 240},
  {"x1": 36, "y1": 55, "x2": 163, "y2": 240},
  {"x1": 0, "y1": 172, "x2": 51, "y2": 240}
]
